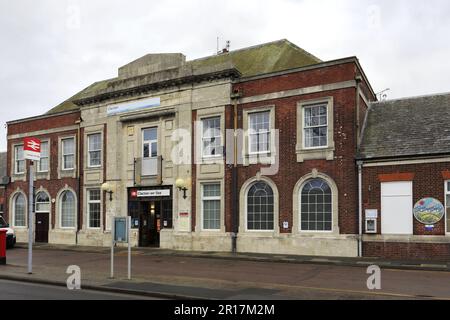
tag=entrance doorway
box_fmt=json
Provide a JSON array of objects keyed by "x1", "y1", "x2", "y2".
[
  {"x1": 128, "y1": 187, "x2": 173, "y2": 247},
  {"x1": 35, "y1": 213, "x2": 49, "y2": 243}
]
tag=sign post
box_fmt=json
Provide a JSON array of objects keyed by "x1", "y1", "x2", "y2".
[
  {"x1": 111, "y1": 216, "x2": 132, "y2": 280},
  {"x1": 24, "y1": 137, "x2": 41, "y2": 274}
]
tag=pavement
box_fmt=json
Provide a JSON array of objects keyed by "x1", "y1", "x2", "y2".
[{"x1": 0, "y1": 243, "x2": 449, "y2": 300}]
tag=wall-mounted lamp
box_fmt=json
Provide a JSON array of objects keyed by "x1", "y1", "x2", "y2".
[
  {"x1": 101, "y1": 182, "x2": 115, "y2": 201},
  {"x1": 175, "y1": 178, "x2": 188, "y2": 199}
]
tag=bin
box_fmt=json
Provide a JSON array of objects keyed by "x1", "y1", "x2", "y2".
[{"x1": 0, "y1": 229, "x2": 6, "y2": 265}]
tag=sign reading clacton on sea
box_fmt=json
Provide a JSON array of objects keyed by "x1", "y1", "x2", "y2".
[{"x1": 106, "y1": 97, "x2": 161, "y2": 116}]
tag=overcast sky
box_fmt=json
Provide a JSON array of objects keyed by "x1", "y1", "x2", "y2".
[{"x1": 1, "y1": 0, "x2": 449, "y2": 151}]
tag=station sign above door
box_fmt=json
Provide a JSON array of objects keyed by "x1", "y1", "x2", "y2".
[
  {"x1": 107, "y1": 97, "x2": 161, "y2": 116},
  {"x1": 135, "y1": 189, "x2": 171, "y2": 198}
]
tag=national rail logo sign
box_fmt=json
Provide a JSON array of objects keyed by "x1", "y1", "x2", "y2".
[{"x1": 23, "y1": 137, "x2": 41, "y2": 161}]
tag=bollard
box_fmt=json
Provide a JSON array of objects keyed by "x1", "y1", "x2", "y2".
[{"x1": 0, "y1": 229, "x2": 6, "y2": 265}]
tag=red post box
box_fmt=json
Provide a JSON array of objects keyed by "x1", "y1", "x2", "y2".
[{"x1": 0, "y1": 229, "x2": 6, "y2": 265}]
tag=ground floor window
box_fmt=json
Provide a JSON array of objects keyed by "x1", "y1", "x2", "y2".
[
  {"x1": 60, "y1": 190, "x2": 76, "y2": 228},
  {"x1": 300, "y1": 178, "x2": 332, "y2": 231},
  {"x1": 202, "y1": 183, "x2": 221, "y2": 230},
  {"x1": 247, "y1": 181, "x2": 274, "y2": 231},
  {"x1": 88, "y1": 189, "x2": 101, "y2": 229}
]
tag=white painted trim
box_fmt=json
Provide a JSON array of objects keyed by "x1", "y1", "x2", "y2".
[
  {"x1": 10, "y1": 190, "x2": 27, "y2": 228},
  {"x1": 239, "y1": 80, "x2": 356, "y2": 105},
  {"x1": 56, "y1": 187, "x2": 78, "y2": 230},
  {"x1": 362, "y1": 157, "x2": 450, "y2": 167},
  {"x1": 445, "y1": 180, "x2": 449, "y2": 235},
  {"x1": 199, "y1": 182, "x2": 222, "y2": 232}
]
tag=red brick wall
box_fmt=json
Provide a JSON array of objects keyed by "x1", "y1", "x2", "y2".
[
  {"x1": 362, "y1": 162, "x2": 450, "y2": 260},
  {"x1": 5, "y1": 111, "x2": 81, "y2": 229},
  {"x1": 362, "y1": 162, "x2": 450, "y2": 236},
  {"x1": 225, "y1": 62, "x2": 372, "y2": 235},
  {"x1": 363, "y1": 242, "x2": 450, "y2": 260}
]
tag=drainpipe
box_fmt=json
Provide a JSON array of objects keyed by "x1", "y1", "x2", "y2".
[
  {"x1": 231, "y1": 89, "x2": 241, "y2": 254},
  {"x1": 357, "y1": 160, "x2": 363, "y2": 257},
  {"x1": 75, "y1": 118, "x2": 82, "y2": 245}
]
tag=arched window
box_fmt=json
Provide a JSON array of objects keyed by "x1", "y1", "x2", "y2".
[
  {"x1": 247, "y1": 182, "x2": 274, "y2": 230},
  {"x1": 60, "y1": 190, "x2": 76, "y2": 228},
  {"x1": 36, "y1": 192, "x2": 50, "y2": 213},
  {"x1": 300, "y1": 178, "x2": 332, "y2": 231},
  {"x1": 14, "y1": 193, "x2": 26, "y2": 227}
]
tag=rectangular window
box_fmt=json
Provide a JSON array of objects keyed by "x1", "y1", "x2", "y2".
[
  {"x1": 202, "y1": 117, "x2": 222, "y2": 158},
  {"x1": 446, "y1": 181, "x2": 450, "y2": 233},
  {"x1": 62, "y1": 137, "x2": 75, "y2": 170},
  {"x1": 88, "y1": 189, "x2": 101, "y2": 229},
  {"x1": 38, "y1": 141, "x2": 49, "y2": 172},
  {"x1": 249, "y1": 111, "x2": 270, "y2": 154},
  {"x1": 142, "y1": 128, "x2": 157, "y2": 159},
  {"x1": 202, "y1": 183, "x2": 221, "y2": 230},
  {"x1": 303, "y1": 104, "x2": 328, "y2": 148},
  {"x1": 14, "y1": 145, "x2": 25, "y2": 174},
  {"x1": 88, "y1": 133, "x2": 102, "y2": 167}
]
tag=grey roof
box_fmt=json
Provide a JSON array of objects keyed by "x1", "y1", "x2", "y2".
[{"x1": 359, "y1": 93, "x2": 450, "y2": 160}]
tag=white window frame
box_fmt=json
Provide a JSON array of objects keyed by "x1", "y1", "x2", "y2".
[
  {"x1": 59, "y1": 190, "x2": 76, "y2": 229},
  {"x1": 302, "y1": 103, "x2": 328, "y2": 150},
  {"x1": 245, "y1": 181, "x2": 275, "y2": 232},
  {"x1": 248, "y1": 111, "x2": 271, "y2": 155},
  {"x1": 61, "y1": 137, "x2": 75, "y2": 171},
  {"x1": 299, "y1": 178, "x2": 333, "y2": 233},
  {"x1": 13, "y1": 192, "x2": 27, "y2": 228},
  {"x1": 201, "y1": 183, "x2": 221, "y2": 231},
  {"x1": 87, "y1": 133, "x2": 102, "y2": 168},
  {"x1": 87, "y1": 189, "x2": 101, "y2": 229},
  {"x1": 35, "y1": 191, "x2": 50, "y2": 213},
  {"x1": 37, "y1": 140, "x2": 50, "y2": 173},
  {"x1": 14, "y1": 145, "x2": 25, "y2": 175},
  {"x1": 201, "y1": 116, "x2": 222, "y2": 159},
  {"x1": 142, "y1": 127, "x2": 158, "y2": 159},
  {"x1": 445, "y1": 181, "x2": 450, "y2": 235}
]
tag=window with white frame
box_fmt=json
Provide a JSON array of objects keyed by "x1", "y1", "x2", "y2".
[
  {"x1": 35, "y1": 192, "x2": 50, "y2": 213},
  {"x1": 202, "y1": 117, "x2": 222, "y2": 158},
  {"x1": 202, "y1": 183, "x2": 221, "y2": 230},
  {"x1": 88, "y1": 189, "x2": 101, "y2": 229},
  {"x1": 446, "y1": 181, "x2": 450, "y2": 233},
  {"x1": 14, "y1": 145, "x2": 25, "y2": 174},
  {"x1": 247, "y1": 182, "x2": 274, "y2": 231},
  {"x1": 88, "y1": 133, "x2": 102, "y2": 167},
  {"x1": 142, "y1": 128, "x2": 157, "y2": 159},
  {"x1": 303, "y1": 104, "x2": 328, "y2": 148},
  {"x1": 60, "y1": 190, "x2": 76, "y2": 228},
  {"x1": 300, "y1": 178, "x2": 332, "y2": 231},
  {"x1": 38, "y1": 141, "x2": 49, "y2": 172},
  {"x1": 248, "y1": 111, "x2": 270, "y2": 154},
  {"x1": 13, "y1": 193, "x2": 26, "y2": 227},
  {"x1": 62, "y1": 138, "x2": 75, "y2": 170}
]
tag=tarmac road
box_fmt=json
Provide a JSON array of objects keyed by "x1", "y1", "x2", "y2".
[{"x1": 0, "y1": 279, "x2": 158, "y2": 300}]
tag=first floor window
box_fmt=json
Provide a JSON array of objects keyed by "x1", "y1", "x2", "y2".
[
  {"x1": 88, "y1": 189, "x2": 101, "y2": 228},
  {"x1": 446, "y1": 181, "x2": 450, "y2": 233},
  {"x1": 247, "y1": 182, "x2": 274, "y2": 230},
  {"x1": 88, "y1": 133, "x2": 102, "y2": 167},
  {"x1": 202, "y1": 117, "x2": 222, "y2": 157},
  {"x1": 60, "y1": 190, "x2": 76, "y2": 228},
  {"x1": 300, "y1": 178, "x2": 332, "y2": 231},
  {"x1": 35, "y1": 192, "x2": 50, "y2": 213},
  {"x1": 14, "y1": 193, "x2": 26, "y2": 227},
  {"x1": 249, "y1": 111, "x2": 270, "y2": 154},
  {"x1": 202, "y1": 183, "x2": 221, "y2": 230},
  {"x1": 143, "y1": 128, "x2": 157, "y2": 159},
  {"x1": 15, "y1": 145, "x2": 25, "y2": 174},
  {"x1": 38, "y1": 141, "x2": 49, "y2": 172},
  {"x1": 303, "y1": 104, "x2": 328, "y2": 148},
  {"x1": 62, "y1": 138, "x2": 75, "y2": 170}
]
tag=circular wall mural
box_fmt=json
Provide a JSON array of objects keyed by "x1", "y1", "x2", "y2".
[{"x1": 413, "y1": 198, "x2": 445, "y2": 225}]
